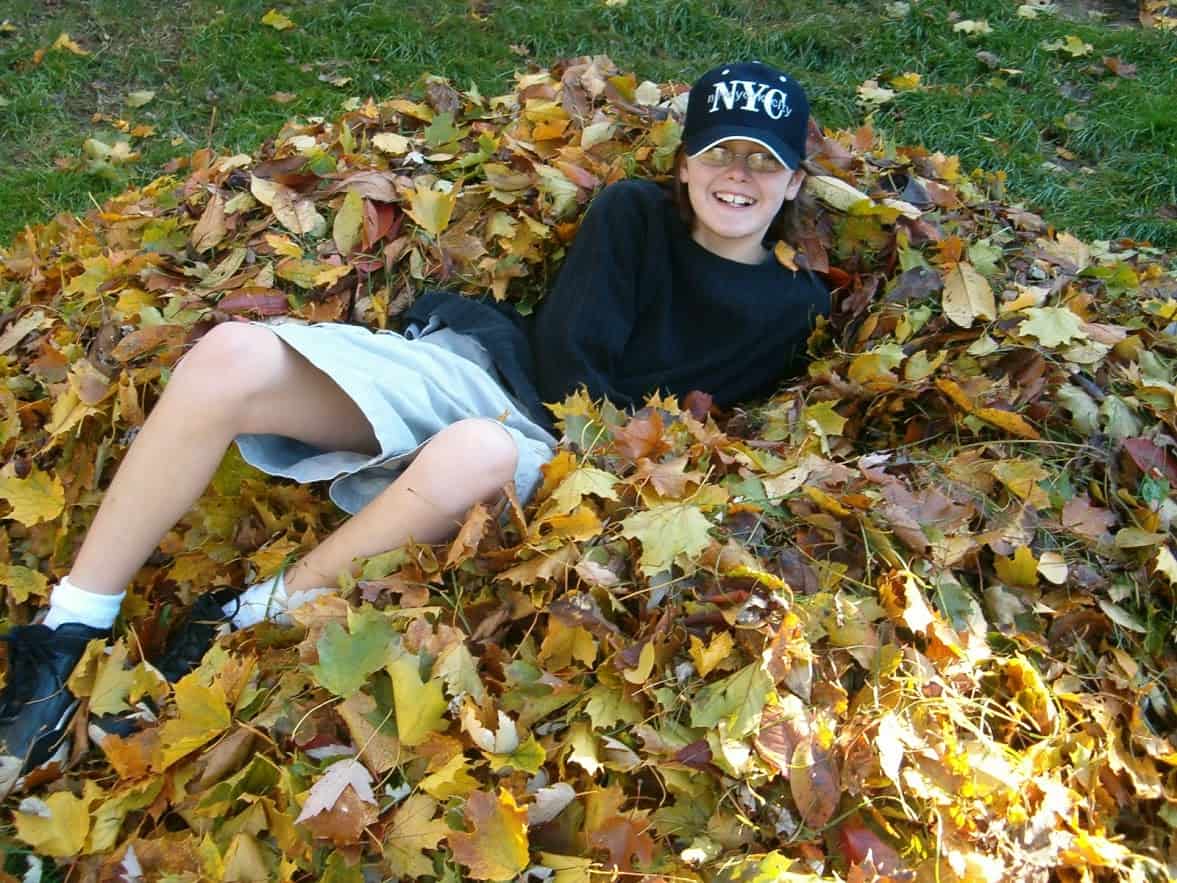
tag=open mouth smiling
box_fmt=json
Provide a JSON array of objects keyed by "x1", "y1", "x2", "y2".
[{"x1": 713, "y1": 191, "x2": 757, "y2": 207}]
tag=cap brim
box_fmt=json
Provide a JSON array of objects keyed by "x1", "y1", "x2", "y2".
[{"x1": 684, "y1": 128, "x2": 801, "y2": 171}]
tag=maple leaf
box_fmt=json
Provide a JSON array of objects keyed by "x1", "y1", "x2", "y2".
[
  {"x1": 158, "y1": 677, "x2": 231, "y2": 769},
  {"x1": 588, "y1": 813, "x2": 656, "y2": 873},
  {"x1": 0, "y1": 467, "x2": 65, "y2": 525},
  {"x1": 0, "y1": 563, "x2": 50, "y2": 603},
  {"x1": 14, "y1": 781, "x2": 102, "y2": 857},
  {"x1": 689, "y1": 631, "x2": 735, "y2": 678},
  {"x1": 383, "y1": 793, "x2": 449, "y2": 878},
  {"x1": 260, "y1": 8, "x2": 296, "y2": 30},
  {"x1": 296, "y1": 759, "x2": 378, "y2": 846},
  {"x1": 1018, "y1": 307, "x2": 1087, "y2": 348},
  {"x1": 690, "y1": 662, "x2": 773, "y2": 740},
  {"x1": 387, "y1": 651, "x2": 449, "y2": 746},
  {"x1": 404, "y1": 184, "x2": 457, "y2": 238},
  {"x1": 449, "y1": 788, "x2": 530, "y2": 881},
  {"x1": 308, "y1": 607, "x2": 397, "y2": 698},
  {"x1": 619, "y1": 503, "x2": 714, "y2": 575},
  {"x1": 419, "y1": 752, "x2": 480, "y2": 799}
]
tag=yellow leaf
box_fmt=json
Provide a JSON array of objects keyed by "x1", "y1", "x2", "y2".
[
  {"x1": 803, "y1": 401, "x2": 847, "y2": 437},
  {"x1": 538, "y1": 618, "x2": 598, "y2": 670},
  {"x1": 333, "y1": 189, "x2": 364, "y2": 256},
  {"x1": 1154, "y1": 545, "x2": 1177, "y2": 585},
  {"x1": 531, "y1": 503, "x2": 603, "y2": 544},
  {"x1": 803, "y1": 175, "x2": 871, "y2": 212},
  {"x1": 249, "y1": 536, "x2": 300, "y2": 580},
  {"x1": 689, "y1": 631, "x2": 735, "y2": 677},
  {"x1": 449, "y1": 788, "x2": 530, "y2": 881},
  {"x1": 404, "y1": 185, "x2": 456, "y2": 238},
  {"x1": 1115, "y1": 527, "x2": 1167, "y2": 549},
  {"x1": 420, "y1": 753, "x2": 480, "y2": 799},
  {"x1": 313, "y1": 262, "x2": 353, "y2": 288},
  {"x1": 889, "y1": 71, "x2": 922, "y2": 90},
  {"x1": 0, "y1": 563, "x2": 50, "y2": 604},
  {"x1": 972, "y1": 406, "x2": 1041, "y2": 440},
  {"x1": 994, "y1": 545, "x2": 1038, "y2": 588},
  {"x1": 260, "y1": 8, "x2": 296, "y2": 30},
  {"x1": 621, "y1": 641, "x2": 656, "y2": 685},
  {"x1": 878, "y1": 570, "x2": 935, "y2": 635},
  {"x1": 991, "y1": 458, "x2": 1051, "y2": 509},
  {"x1": 0, "y1": 467, "x2": 66, "y2": 526},
  {"x1": 387, "y1": 653, "x2": 448, "y2": 746},
  {"x1": 50, "y1": 32, "x2": 89, "y2": 55},
  {"x1": 14, "y1": 788, "x2": 94, "y2": 857},
  {"x1": 546, "y1": 466, "x2": 620, "y2": 515},
  {"x1": 953, "y1": 19, "x2": 993, "y2": 35},
  {"x1": 114, "y1": 287, "x2": 158, "y2": 318},
  {"x1": 372, "y1": 132, "x2": 412, "y2": 155},
  {"x1": 126, "y1": 90, "x2": 155, "y2": 108},
  {"x1": 263, "y1": 232, "x2": 303, "y2": 258},
  {"x1": 539, "y1": 852, "x2": 598, "y2": 883},
  {"x1": 88, "y1": 641, "x2": 139, "y2": 716},
  {"x1": 774, "y1": 240, "x2": 798, "y2": 270},
  {"x1": 942, "y1": 261, "x2": 995, "y2": 328},
  {"x1": 159, "y1": 678, "x2": 232, "y2": 769},
  {"x1": 1018, "y1": 307, "x2": 1088, "y2": 348},
  {"x1": 856, "y1": 79, "x2": 895, "y2": 107},
  {"x1": 383, "y1": 793, "x2": 449, "y2": 879},
  {"x1": 619, "y1": 503, "x2": 714, "y2": 576}
]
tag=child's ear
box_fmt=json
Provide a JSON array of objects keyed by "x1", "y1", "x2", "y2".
[
  {"x1": 678, "y1": 160, "x2": 690, "y2": 184},
  {"x1": 782, "y1": 168, "x2": 806, "y2": 201}
]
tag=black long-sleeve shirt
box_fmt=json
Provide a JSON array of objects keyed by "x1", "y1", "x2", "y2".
[{"x1": 403, "y1": 179, "x2": 829, "y2": 433}]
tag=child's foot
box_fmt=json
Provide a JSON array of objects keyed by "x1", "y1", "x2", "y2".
[
  {"x1": 153, "y1": 590, "x2": 240, "y2": 683},
  {"x1": 0, "y1": 622, "x2": 110, "y2": 792}
]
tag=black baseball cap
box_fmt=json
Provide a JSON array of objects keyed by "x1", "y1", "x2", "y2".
[{"x1": 682, "y1": 61, "x2": 810, "y2": 170}]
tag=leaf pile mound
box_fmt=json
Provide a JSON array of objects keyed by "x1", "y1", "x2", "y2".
[{"x1": 2, "y1": 55, "x2": 1177, "y2": 882}]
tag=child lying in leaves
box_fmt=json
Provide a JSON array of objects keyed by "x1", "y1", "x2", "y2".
[{"x1": 0, "y1": 61, "x2": 827, "y2": 789}]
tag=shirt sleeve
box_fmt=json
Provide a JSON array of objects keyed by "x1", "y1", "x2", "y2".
[{"x1": 532, "y1": 181, "x2": 648, "y2": 408}]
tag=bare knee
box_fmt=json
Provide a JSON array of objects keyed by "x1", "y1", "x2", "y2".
[
  {"x1": 426, "y1": 418, "x2": 518, "y2": 488},
  {"x1": 168, "y1": 323, "x2": 288, "y2": 410}
]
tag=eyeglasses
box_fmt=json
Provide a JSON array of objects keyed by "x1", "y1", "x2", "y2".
[{"x1": 695, "y1": 146, "x2": 787, "y2": 174}]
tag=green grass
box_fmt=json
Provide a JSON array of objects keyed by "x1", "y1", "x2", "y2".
[{"x1": 1, "y1": 0, "x2": 1175, "y2": 247}]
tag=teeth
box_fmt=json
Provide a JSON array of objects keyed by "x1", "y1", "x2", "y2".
[{"x1": 715, "y1": 192, "x2": 754, "y2": 206}]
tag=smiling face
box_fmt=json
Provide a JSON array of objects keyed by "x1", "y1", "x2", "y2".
[{"x1": 678, "y1": 138, "x2": 805, "y2": 264}]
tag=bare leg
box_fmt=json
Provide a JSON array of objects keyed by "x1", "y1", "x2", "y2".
[
  {"x1": 284, "y1": 417, "x2": 518, "y2": 593},
  {"x1": 70, "y1": 324, "x2": 379, "y2": 595}
]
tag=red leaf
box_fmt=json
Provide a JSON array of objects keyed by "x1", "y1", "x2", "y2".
[
  {"x1": 588, "y1": 815, "x2": 655, "y2": 872},
  {"x1": 1122, "y1": 437, "x2": 1177, "y2": 484},
  {"x1": 837, "y1": 817, "x2": 905, "y2": 874},
  {"x1": 216, "y1": 288, "x2": 289, "y2": 316}
]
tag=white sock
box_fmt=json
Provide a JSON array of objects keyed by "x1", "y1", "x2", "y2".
[
  {"x1": 42, "y1": 575, "x2": 125, "y2": 631},
  {"x1": 227, "y1": 572, "x2": 333, "y2": 628}
]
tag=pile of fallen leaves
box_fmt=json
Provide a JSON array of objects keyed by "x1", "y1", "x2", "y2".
[{"x1": 1, "y1": 54, "x2": 1176, "y2": 882}]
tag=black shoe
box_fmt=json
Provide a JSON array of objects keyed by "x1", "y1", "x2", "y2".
[
  {"x1": 0, "y1": 622, "x2": 110, "y2": 791},
  {"x1": 154, "y1": 590, "x2": 239, "y2": 683}
]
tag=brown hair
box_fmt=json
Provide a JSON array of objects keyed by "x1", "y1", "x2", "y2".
[{"x1": 668, "y1": 146, "x2": 802, "y2": 247}]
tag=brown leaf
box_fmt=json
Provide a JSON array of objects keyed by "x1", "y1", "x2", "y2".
[
  {"x1": 611, "y1": 410, "x2": 669, "y2": 460},
  {"x1": 449, "y1": 789, "x2": 530, "y2": 880},
  {"x1": 1061, "y1": 496, "x2": 1117, "y2": 542},
  {"x1": 445, "y1": 502, "x2": 492, "y2": 569},
  {"x1": 111, "y1": 325, "x2": 186, "y2": 364},
  {"x1": 190, "y1": 192, "x2": 227, "y2": 252},
  {"x1": 587, "y1": 814, "x2": 655, "y2": 873},
  {"x1": 789, "y1": 736, "x2": 840, "y2": 829}
]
